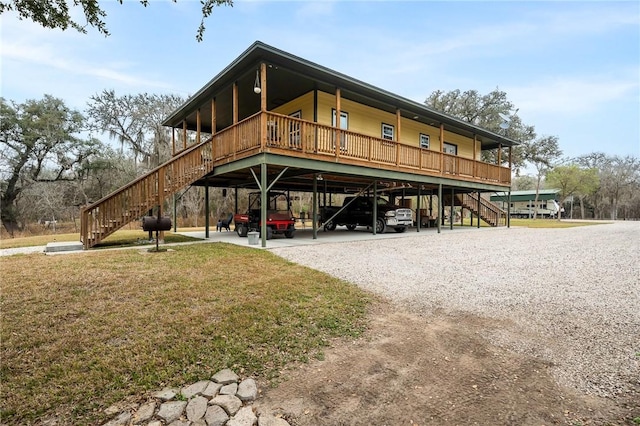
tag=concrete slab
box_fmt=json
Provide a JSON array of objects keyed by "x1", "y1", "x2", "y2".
[
  {"x1": 45, "y1": 241, "x2": 84, "y2": 253},
  {"x1": 176, "y1": 224, "x2": 493, "y2": 250}
]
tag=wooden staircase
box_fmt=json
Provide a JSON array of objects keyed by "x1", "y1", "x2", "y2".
[
  {"x1": 80, "y1": 139, "x2": 214, "y2": 249},
  {"x1": 446, "y1": 192, "x2": 507, "y2": 227}
]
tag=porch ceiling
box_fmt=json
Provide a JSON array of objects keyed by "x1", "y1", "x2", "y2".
[{"x1": 164, "y1": 41, "x2": 519, "y2": 151}]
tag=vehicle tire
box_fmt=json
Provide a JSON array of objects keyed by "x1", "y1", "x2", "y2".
[
  {"x1": 284, "y1": 227, "x2": 295, "y2": 238},
  {"x1": 324, "y1": 220, "x2": 337, "y2": 231},
  {"x1": 266, "y1": 227, "x2": 273, "y2": 240},
  {"x1": 346, "y1": 224, "x2": 357, "y2": 231},
  {"x1": 394, "y1": 227, "x2": 406, "y2": 233},
  {"x1": 375, "y1": 218, "x2": 386, "y2": 234},
  {"x1": 236, "y1": 224, "x2": 248, "y2": 237}
]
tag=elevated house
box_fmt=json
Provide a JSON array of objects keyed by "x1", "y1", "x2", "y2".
[{"x1": 80, "y1": 41, "x2": 518, "y2": 249}]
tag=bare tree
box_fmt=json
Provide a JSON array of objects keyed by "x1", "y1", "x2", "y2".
[{"x1": 87, "y1": 90, "x2": 185, "y2": 173}]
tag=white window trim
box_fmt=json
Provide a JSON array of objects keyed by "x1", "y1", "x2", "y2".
[
  {"x1": 381, "y1": 123, "x2": 395, "y2": 141},
  {"x1": 420, "y1": 133, "x2": 430, "y2": 149}
]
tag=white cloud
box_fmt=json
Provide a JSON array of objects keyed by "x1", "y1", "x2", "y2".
[{"x1": 506, "y1": 72, "x2": 639, "y2": 116}]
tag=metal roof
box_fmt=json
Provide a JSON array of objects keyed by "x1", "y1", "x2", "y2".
[
  {"x1": 491, "y1": 189, "x2": 560, "y2": 202},
  {"x1": 163, "y1": 41, "x2": 519, "y2": 150}
]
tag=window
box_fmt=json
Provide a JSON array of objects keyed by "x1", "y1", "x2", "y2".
[
  {"x1": 331, "y1": 109, "x2": 348, "y2": 129},
  {"x1": 331, "y1": 109, "x2": 348, "y2": 150},
  {"x1": 381, "y1": 123, "x2": 394, "y2": 141},
  {"x1": 419, "y1": 133, "x2": 430, "y2": 149},
  {"x1": 289, "y1": 110, "x2": 301, "y2": 147},
  {"x1": 443, "y1": 142, "x2": 457, "y2": 155}
]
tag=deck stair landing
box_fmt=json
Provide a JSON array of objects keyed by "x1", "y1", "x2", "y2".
[
  {"x1": 445, "y1": 192, "x2": 507, "y2": 227},
  {"x1": 80, "y1": 139, "x2": 214, "y2": 249}
]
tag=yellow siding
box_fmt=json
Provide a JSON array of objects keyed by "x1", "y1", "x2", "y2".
[
  {"x1": 272, "y1": 92, "x2": 314, "y2": 120},
  {"x1": 444, "y1": 130, "x2": 475, "y2": 158},
  {"x1": 318, "y1": 91, "x2": 399, "y2": 138},
  {"x1": 277, "y1": 90, "x2": 477, "y2": 159},
  {"x1": 400, "y1": 118, "x2": 441, "y2": 151}
]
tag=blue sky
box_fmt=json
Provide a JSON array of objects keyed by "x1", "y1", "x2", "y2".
[{"x1": 1, "y1": 0, "x2": 638, "y2": 163}]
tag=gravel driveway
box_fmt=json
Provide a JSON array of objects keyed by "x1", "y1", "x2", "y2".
[{"x1": 270, "y1": 221, "x2": 640, "y2": 400}]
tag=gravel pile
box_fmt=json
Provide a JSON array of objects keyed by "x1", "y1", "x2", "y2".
[{"x1": 271, "y1": 221, "x2": 640, "y2": 400}]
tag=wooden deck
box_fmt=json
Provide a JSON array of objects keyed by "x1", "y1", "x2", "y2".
[
  {"x1": 80, "y1": 111, "x2": 511, "y2": 249},
  {"x1": 189, "y1": 112, "x2": 511, "y2": 186}
]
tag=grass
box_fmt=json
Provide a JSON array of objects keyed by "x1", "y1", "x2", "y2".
[
  {"x1": 508, "y1": 218, "x2": 607, "y2": 228},
  {"x1": 0, "y1": 229, "x2": 202, "y2": 250},
  {"x1": 0, "y1": 243, "x2": 372, "y2": 424}
]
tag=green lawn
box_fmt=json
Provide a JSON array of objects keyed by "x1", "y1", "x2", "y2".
[
  {"x1": 0, "y1": 243, "x2": 372, "y2": 424},
  {"x1": 508, "y1": 218, "x2": 607, "y2": 228}
]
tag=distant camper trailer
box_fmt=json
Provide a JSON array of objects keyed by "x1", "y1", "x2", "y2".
[{"x1": 490, "y1": 190, "x2": 561, "y2": 219}]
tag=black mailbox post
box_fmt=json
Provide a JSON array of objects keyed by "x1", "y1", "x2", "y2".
[{"x1": 141, "y1": 216, "x2": 172, "y2": 250}]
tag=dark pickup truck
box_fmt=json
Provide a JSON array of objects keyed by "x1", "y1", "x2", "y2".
[{"x1": 321, "y1": 196, "x2": 413, "y2": 234}]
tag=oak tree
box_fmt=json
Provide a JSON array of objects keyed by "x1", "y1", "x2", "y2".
[
  {"x1": 0, "y1": 0, "x2": 232, "y2": 41},
  {"x1": 0, "y1": 95, "x2": 101, "y2": 235}
]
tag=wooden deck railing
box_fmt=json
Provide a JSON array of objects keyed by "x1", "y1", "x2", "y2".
[
  {"x1": 458, "y1": 192, "x2": 507, "y2": 227},
  {"x1": 261, "y1": 112, "x2": 511, "y2": 185},
  {"x1": 80, "y1": 112, "x2": 511, "y2": 248}
]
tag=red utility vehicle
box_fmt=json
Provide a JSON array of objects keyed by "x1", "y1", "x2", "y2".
[{"x1": 233, "y1": 192, "x2": 296, "y2": 239}]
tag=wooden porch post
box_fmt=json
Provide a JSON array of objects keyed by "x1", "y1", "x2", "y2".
[
  {"x1": 260, "y1": 62, "x2": 267, "y2": 149},
  {"x1": 497, "y1": 143, "x2": 502, "y2": 166},
  {"x1": 473, "y1": 135, "x2": 478, "y2": 178},
  {"x1": 196, "y1": 108, "x2": 201, "y2": 145},
  {"x1": 232, "y1": 81, "x2": 239, "y2": 154},
  {"x1": 335, "y1": 88, "x2": 341, "y2": 158},
  {"x1": 171, "y1": 127, "x2": 175, "y2": 155},
  {"x1": 182, "y1": 120, "x2": 187, "y2": 150},
  {"x1": 211, "y1": 98, "x2": 216, "y2": 135},
  {"x1": 439, "y1": 124, "x2": 445, "y2": 174},
  {"x1": 396, "y1": 109, "x2": 401, "y2": 166}
]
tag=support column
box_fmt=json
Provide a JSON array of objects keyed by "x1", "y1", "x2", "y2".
[
  {"x1": 234, "y1": 187, "x2": 238, "y2": 214},
  {"x1": 477, "y1": 192, "x2": 481, "y2": 228},
  {"x1": 205, "y1": 186, "x2": 210, "y2": 238},
  {"x1": 312, "y1": 174, "x2": 318, "y2": 240},
  {"x1": 372, "y1": 180, "x2": 378, "y2": 235},
  {"x1": 157, "y1": 168, "x2": 165, "y2": 243},
  {"x1": 507, "y1": 190, "x2": 511, "y2": 228},
  {"x1": 416, "y1": 185, "x2": 421, "y2": 233},
  {"x1": 437, "y1": 184, "x2": 442, "y2": 234},
  {"x1": 173, "y1": 193, "x2": 177, "y2": 232},
  {"x1": 450, "y1": 187, "x2": 454, "y2": 230},
  {"x1": 260, "y1": 163, "x2": 267, "y2": 247}
]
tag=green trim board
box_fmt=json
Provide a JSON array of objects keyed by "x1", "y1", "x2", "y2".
[
  {"x1": 491, "y1": 189, "x2": 560, "y2": 202},
  {"x1": 203, "y1": 153, "x2": 509, "y2": 193}
]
